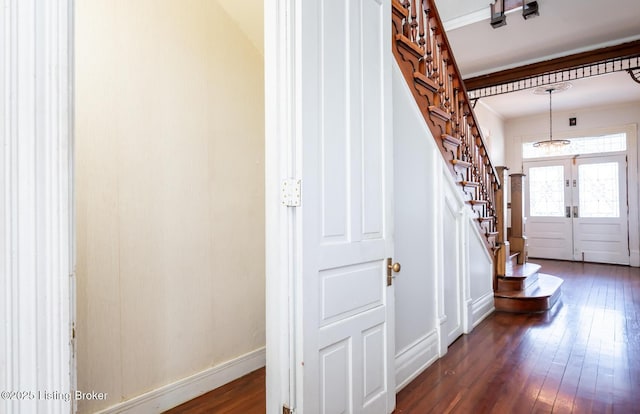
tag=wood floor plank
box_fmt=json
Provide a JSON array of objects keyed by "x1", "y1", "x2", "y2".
[
  {"x1": 162, "y1": 367, "x2": 265, "y2": 414},
  {"x1": 163, "y1": 260, "x2": 640, "y2": 413}
]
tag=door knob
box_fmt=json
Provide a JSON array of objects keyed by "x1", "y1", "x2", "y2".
[{"x1": 387, "y1": 258, "x2": 401, "y2": 286}]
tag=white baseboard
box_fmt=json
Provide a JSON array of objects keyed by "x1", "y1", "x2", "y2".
[
  {"x1": 96, "y1": 347, "x2": 266, "y2": 414},
  {"x1": 395, "y1": 330, "x2": 439, "y2": 392},
  {"x1": 471, "y1": 291, "x2": 495, "y2": 328}
]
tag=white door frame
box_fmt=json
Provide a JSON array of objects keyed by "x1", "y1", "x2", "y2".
[
  {"x1": 1, "y1": 1, "x2": 75, "y2": 413},
  {"x1": 265, "y1": 0, "x2": 296, "y2": 412}
]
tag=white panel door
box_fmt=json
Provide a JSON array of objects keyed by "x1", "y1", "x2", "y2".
[
  {"x1": 297, "y1": 0, "x2": 395, "y2": 413},
  {"x1": 573, "y1": 155, "x2": 629, "y2": 264},
  {"x1": 524, "y1": 160, "x2": 573, "y2": 260}
]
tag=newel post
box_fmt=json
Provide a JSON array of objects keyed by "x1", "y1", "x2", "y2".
[
  {"x1": 509, "y1": 173, "x2": 528, "y2": 264},
  {"x1": 494, "y1": 167, "x2": 510, "y2": 279}
]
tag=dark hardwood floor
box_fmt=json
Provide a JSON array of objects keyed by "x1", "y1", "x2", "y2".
[
  {"x1": 396, "y1": 259, "x2": 640, "y2": 413},
  {"x1": 164, "y1": 259, "x2": 640, "y2": 413},
  {"x1": 163, "y1": 367, "x2": 265, "y2": 414}
]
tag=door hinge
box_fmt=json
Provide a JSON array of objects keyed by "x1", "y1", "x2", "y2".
[
  {"x1": 283, "y1": 405, "x2": 294, "y2": 414},
  {"x1": 281, "y1": 179, "x2": 301, "y2": 207}
]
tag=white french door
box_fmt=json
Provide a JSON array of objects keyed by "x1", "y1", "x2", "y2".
[{"x1": 524, "y1": 154, "x2": 629, "y2": 264}]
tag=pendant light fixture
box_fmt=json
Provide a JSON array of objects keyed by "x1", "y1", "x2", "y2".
[{"x1": 532, "y1": 83, "x2": 571, "y2": 148}]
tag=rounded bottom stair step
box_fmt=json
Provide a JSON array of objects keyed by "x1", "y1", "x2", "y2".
[{"x1": 494, "y1": 273, "x2": 563, "y2": 313}]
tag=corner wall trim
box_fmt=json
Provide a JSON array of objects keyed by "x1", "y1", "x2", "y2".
[{"x1": 96, "y1": 347, "x2": 266, "y2": 414}]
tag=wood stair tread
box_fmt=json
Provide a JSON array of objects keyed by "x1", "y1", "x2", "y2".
[
  {"x1": 504, "y1": 262, "x2": 540, "y2": 279},
  {"x1": 477, "y1": 216, "x2": 495, "y2": 222},
  {"x1": 451, "y1": 159, "x2": 472, "y2": 173},
  {"x1": 392, "y1": 0, "x2": 409, "y2": 18},
  {"x1": 441, "y1": 134, "x2": 462, "y2": 147},
  {"x1": 494, "y1": 274, "x2": 563, "y2": 300},
  {"x1": 429, "y1": 105, "x2": 451, "y2": 121},
  {"x1": 395, "y1": 34, "x2": 424, "y2": 59},
  {"x1": 414, "y1": 72, "x2": 438, "y2": 93},
  {"x1": 497, "y1": 271, "x2": 538, "y2": 292},
  {"x1": 459, "y1": 180, "x2": 480, "y2": 188}
]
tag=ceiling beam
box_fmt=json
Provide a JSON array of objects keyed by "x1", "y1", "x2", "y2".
[{"x1": 464, "y1": 39, "x2": 640, "y2": 90}]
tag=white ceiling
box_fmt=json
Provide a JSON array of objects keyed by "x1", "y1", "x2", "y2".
[{"x1": 434, "y1": 0, "x2": 640, "y2": 119}]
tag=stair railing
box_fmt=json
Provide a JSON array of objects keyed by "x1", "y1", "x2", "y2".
[{"x1": 392, "y1": 0, "x2": 501, "y2": 252}]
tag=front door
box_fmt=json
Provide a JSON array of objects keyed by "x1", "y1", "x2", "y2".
[
  {"x1": 573, "y1": 155, "x2": 629, "y2": 264},
  {"x1": 296, "y1": 1, "x2": 395, "y2": 413},
  {"x1": 524, "y1": 154, "x2": 629, "y2": 264}
]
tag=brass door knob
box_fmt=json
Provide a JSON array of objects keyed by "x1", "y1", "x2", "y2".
[{"x1": 386, "y1": 258, "x2": 401, "y2": 286}]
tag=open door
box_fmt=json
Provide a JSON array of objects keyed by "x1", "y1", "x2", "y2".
[{"x1": 269, "y1": 1, "x2": 396, "y2": 413}]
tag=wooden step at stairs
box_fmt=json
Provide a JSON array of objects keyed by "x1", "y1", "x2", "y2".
[
  {"x1": 497, "y1": 262, "x2": 540, "y2": 292},
  {"x1": 494, "y1": 253, "x2": 563, "y2": 313}
]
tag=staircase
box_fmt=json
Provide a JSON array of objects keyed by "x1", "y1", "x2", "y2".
[
  {"x1": 391, "y1": 0, "x2": 563, "y2": 313},
  {"x1": 391, "y1": 0, "x2": 500, "y2": 252}
]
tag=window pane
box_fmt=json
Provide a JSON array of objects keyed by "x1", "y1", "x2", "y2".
[
  {"x1": 529, "y1": 165, "x2": 565, "y2": 217},
  {"x1": 579, "y1": 163, "x2": 619, "y2": 218},
  {"x1": 523, "y1": 133, "x2": 626, "y2": 159}
]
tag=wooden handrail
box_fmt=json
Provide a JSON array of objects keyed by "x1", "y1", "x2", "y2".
[{"x1": 392, "y1": 0, "x2": 501, "y2": 251}]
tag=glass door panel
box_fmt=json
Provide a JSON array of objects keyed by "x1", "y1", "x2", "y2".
[
  {"x1": 529, "y1": 165, "x2": 566, "y2": 217},
  {"x1": 577, "y1": 162, "x2": 620, "y2": 218}
]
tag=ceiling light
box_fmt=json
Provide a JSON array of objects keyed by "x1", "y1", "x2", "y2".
[
  {"x1": 522, "y1": 1, "x2": 539, "y2": 19},
  {"x1": 533, "y1": 83, "x2": 572, "y2": 149},
  {"x1": 628, "y1": 67, "x2": 640, "y2": 84},
  {"x1": 490, "y1": 0, "x2": 507, "y2": 28}
]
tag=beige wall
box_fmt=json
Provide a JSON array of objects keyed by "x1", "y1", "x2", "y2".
[
  {"x1": 474, "y1": 101, "x2": 506, "y2": 167},
  {"x1": 75, "y1": 1, "x2": 265, "y2": 412}
]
